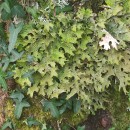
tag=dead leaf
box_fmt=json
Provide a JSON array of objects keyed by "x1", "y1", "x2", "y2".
[{"x1": 99, "y1": 29, "x2": 119, "y2": 50}]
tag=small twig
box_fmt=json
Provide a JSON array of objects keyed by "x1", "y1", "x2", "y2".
[
  {"x1": 67, "y1": 123, "x2": 76, "y2": 130},
  {"x1": 57, "y1": 120, "x2": 61, "y2": 130}
]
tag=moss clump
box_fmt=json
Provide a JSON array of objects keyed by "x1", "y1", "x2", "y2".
[
  {"x1": 4, "y1": 96, "x2": 51, "y2": 129},
  {"x1": 4, "y1": 94, "x2": 87, "y2": 129},
  {"x1": 4, "y1": 89, "x2": 130, "y2": 130},
  {"x1": 107, "y1": 89, "x2": 130, "y2": 130}
]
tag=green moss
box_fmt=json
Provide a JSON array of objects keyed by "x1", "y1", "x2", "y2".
[
  {"x1": 4, "y1": 96, "x2": 52, "y2": 129},
  {"x1": 5, "y1": 89, "x2": 130, "y2": 130},
  {"x1": 107, "y1": 89, "x2": 130, "y2": 130},
  {"x1": 4, "y1": 95, "x2": 87, "y2": 129}
]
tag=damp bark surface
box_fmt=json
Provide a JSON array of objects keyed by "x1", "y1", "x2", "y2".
[{"x1": 78, "y1": 109, "x2": 112, "y2": 130}]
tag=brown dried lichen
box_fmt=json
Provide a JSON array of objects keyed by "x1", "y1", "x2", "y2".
[
  {"x1": 6, "y1": 78, "x2": 16, "y2": 90},
  {"x1": 0, "y1": 113, "x2": 5, "y2": 127},
  {"x1": 0, "y1": 88, "x2": 8, "y2": 127}
]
